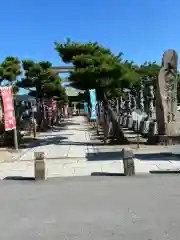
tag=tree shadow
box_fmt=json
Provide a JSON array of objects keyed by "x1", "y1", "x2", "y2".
[
  {"x1": 3, "y1": 176, "x2": 35, "y2": 181},
  {"x1": 91, "y1": 172, "x2": 125, "y2": 176},
  {"x1": 55, "y1": 121, "x2": 81, "y2": 127},
  {"x1": 39, "y1": 133, "x2": 73, "y2": 137},
  {"x1": 86, "y1": 150, "x2": 180, "y2": 162},
  {"x1": 135, "y1": 152, "x2": 180, "y2": 161},
  {"x1": 149, "y1": 170, "x2": 180, "y2": 174},
  {"x1": 86, "y1": 151, "x2": 123, "y2": 161},
  {"x1": 18, "y1": 135, "x2": 68, "y2": 149}
]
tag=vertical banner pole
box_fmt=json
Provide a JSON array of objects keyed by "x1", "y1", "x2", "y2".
[
  {"x1": 11, "y1": 87, "x2": 18, "y2": 150},
  {"x1": 13, "y1": 125, "x2": 18, "y2": 150},
  {"x1": 89, "y1": 89, "x2": 98, "y2": 131}
]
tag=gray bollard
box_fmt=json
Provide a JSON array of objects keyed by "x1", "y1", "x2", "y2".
[
  {"x1": 122, "y1": 148, "x2": 135, "y2": 176},
  {"x1": 34, "y1": 152, "x2": 46, "y2": 180}
]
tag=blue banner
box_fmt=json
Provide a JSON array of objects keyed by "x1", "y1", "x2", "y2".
[
  {"x1": 84, "y1": 102, "x2": 88, "y2": 113},
  {"x1": 89, "y1": 89, "x2": 97, "y2": 119}
]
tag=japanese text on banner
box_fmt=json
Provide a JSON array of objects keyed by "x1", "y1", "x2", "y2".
[{"x1": 0, "y1": 87, "x2": 16, "y2": 131}]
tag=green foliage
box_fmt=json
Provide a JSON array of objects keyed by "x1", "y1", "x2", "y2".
[
  {"x1": 54, "y1": 39, "x2": 164, "y2": 101},
  {"x1": 55, "y1": 39, "x2": 154, "y2": 101},
  {"x1": 55, "y1": 38, "x2": 112, "y2": 63},
  {"x1": 0, "y1": 40, "x2": 169, "y2": 105},
  {"x1": 55, "y1": 39, "x2": 129, "y2": 100},
  {"x1": 17, "y1": 60, "x2": 68, "y2": 103},
  {"x1": 68, "y1": 91, "x2": 89, "y2": 103},
  {"x1": 137, "y1": 61, "x2": 160, "y2": 79},
  {"x1": 0, "y1": 56, "x2": 21, "y2": 85}
]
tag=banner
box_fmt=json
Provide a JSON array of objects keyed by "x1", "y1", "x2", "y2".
[
  {"x1": 89, "y1": 89, "x2": 97, "y2": 119},
  {"x1": 44, "y1": 100, "x2": 57, "y2": 119},
  {"x1": 0, "y1": 87, "x2": 16, "y2": 131},
  {"x1": 84, "y1": 102, "x2": 88, "y2": 113}
]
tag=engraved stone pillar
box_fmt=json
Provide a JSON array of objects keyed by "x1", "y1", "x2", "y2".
[
  {"x1": 148, "y1": 50, "x2": 178, "y2": 144},
  {"x1": 156, "y1": 50, "x2": 178, "y2": 136}
]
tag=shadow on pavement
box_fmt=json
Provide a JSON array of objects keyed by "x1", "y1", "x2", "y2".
[
  {"x1": 32, "y1": 136, "x2": 68, "y2": 147},
  {"x1": 135, "y1": 152, "x2": 180, "y2": 161},
  {"x1": 55, "y1": 121, "x2": 81, "y2": 128},
  {"x1": 91, "y1": 172, "x2": 124, "y2": 176},
  {"x1": 86, "y1": 151, "x2": 180, "y2": 162},
  {"x1": 17, "y1": 119, "x2": 80, "y2": 149},
  {"x1": 150, "y1": 170, "x2": 180, "y2": 174},
  {"x1": 87, "y1": 151, "x2": 123, "y2": 161},
  {"x1": 3, "y1": 176, "x2": 35, "y2": 181},
  {"x1": 59, "y1": 141, "x2": 104, "y2": 146},
  {"x1": 19, "y1": 136, "x2": 68, "y2": 149},
  {"x1": 40, "y1": 133, "x2": 73, "y2": 137}
]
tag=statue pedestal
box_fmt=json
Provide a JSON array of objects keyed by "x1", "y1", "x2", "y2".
[
  {"x1": 147, "y1": 121, "x2": 180, "y2": 145},
  {"x1": 140, "y1": 120, "x2": 150, "y2": 136},
  {"x1": 119, "y1": 115, "x2": 124, "y2": 126},
  {"x1": 123, "y1": 116, "x2": 127, "y2": 127},
  {"x1": 134, "y1": 120, "x2": 141, "y2": 132},
  {"x1": 147, "y1": 134, "x2": 180, "y2": 145},
  {"x1": 126, "y1": 115, "x2": 132, "y2": 128},
  {"x1": 132, "y1": 120, "x2": 137, "y2": 131},
  {"x1": 166, "y1": 122, "x2": 178, "y2": 136},
  {"x1": 128, "y1": 117, "x2": 133, "y2": 129}
]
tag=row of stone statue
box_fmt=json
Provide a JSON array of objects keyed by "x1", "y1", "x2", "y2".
[{"x1": 118, "y1": 49, "x2": 178, "y2": 143}]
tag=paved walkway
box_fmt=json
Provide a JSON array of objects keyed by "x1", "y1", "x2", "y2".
[
  {"x1": 1, "y1": 175, "x2": 180, "y2": 239},
  {"x1": 0, "y1": 116, "x2": 180, "y2": 179}
]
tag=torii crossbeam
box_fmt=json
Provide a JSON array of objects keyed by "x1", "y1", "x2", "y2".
[{"x1": 52, "y1": 66, "x2": 74, "y2": 74}]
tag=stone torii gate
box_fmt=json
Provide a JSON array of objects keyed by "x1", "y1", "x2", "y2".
[
  {"x1": 52, "y1": 66, "x2": 80, "y2": 115},
  {"x1": 52, "y1": 66, "x2": 74, "y2": 73},
  {"x1": 52, "y1": 66, "x2": 74, "y2": 83}
]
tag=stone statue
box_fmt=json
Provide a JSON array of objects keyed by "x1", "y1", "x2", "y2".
[
  {"x1": 119, "y1": 96, "x2": 123, "y2": 109},
  {"x1": 126, "y1": 92, "x2": 131, "y2": 115},
  {"x1": 139, "y1": 85, "x2": 144, "y2": 112},
  {"x1": 148, "y1": 85, "x2": 154, "y2": 119},
  {"x1": 131, "y1": 95, "x2": 136, "y2": 111},
  {"x1": 156, "y1": 50, "x2": 178, "y2": 135}
]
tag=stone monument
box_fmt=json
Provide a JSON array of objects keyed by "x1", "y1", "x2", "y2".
[{"x1": 149, "y1": 50, "x2": 178, "y2": 144}]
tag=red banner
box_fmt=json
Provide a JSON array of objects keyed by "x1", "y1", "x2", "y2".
[
  {"x1": 0, "y1": 87, "x2": 16, "y2": 131},
  {"x1": 44, "y1": 100, "x2": 57, "y2": 118}
]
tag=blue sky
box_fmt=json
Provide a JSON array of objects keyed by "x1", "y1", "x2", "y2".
[{"x1": 1, "y1": 0, "x2": 180, "y2": 91}]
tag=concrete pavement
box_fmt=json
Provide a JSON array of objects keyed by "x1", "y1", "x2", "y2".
[
  {"x1": 1, "y1": 175, "x2": 180, "y2": 239},
  {"x1": 0, "y1": 116, "x2": 180, "y2": 179}
]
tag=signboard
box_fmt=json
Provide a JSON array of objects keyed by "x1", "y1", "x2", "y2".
[
  {"x1": 89, "y1": 89, "x2": 97, "y2": 119},
  {"x1": 0, "y1": 87, "x2": 16, "y2": 131}
]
